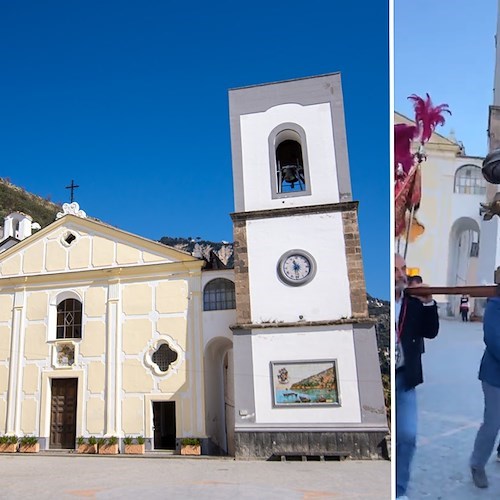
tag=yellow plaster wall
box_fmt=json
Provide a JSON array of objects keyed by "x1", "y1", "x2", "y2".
[
  {"x1": 80, "y1": 321, "x2": 106, "y2": 357},
  {"x1": 123, "y1": 319, "x2": 151, "y2": 355},
  {"x1": 21, "y1": 399, "x2": 37, "y2": 434},
  {"x1": 158, "y1": 369, "x2": 187, "y2": 393},
  {"x1": 86, "y1": 398, "x2": 105, "y2": 434},
  {"x1": 122, "y1": 359, "x2": 154, "y2": 393},
  {"x1": 180, "y1": 398, "x2": 192, "y2": 433},
  {"x1": 87, "y1": 362, "x2": 106, "y2": 394},
  {"x1": 69, "y1": 237, "x2": 91, "y2": 270},
  {"x1": 0, "y1": 294, "x2": 13, "y2": 321},
  {"x1": 26, "y1": 292, "x2": 48, "y2": 321},
  {"x1": 143, "y1": 251, "x2": 166, "y2": 263},
  {"x1": 22, "y1": 364, "x2": 39, "y2": 394},
  {"x1": 0, "y1": 365, "x2": 9, "y2": 392},
  {"x1": 45, "y1": 240, "x2": 67, "y2": 272},
  {"x1": 1, "y1": 254, "x2": 21, "y2": 276},
  {"x1": 92, "y1": 236, "x2": 115, "y2": 267},
  {"x1": 84, "y1": 287, "x2": 106, "y2": 317},
  {"x1": 0, "y1": 399, "x2": 6, "y2": 431},
  {"x1": 24, "y1": 324, "x2": 48, "y2": 360},
  {"x1": 156, "y1": 280, "x2": 188, "y2": 313},
  {"x1": 122, "y1": 397, "x2": 144, "y2": 434},
  {"x1": 116, "y1": 243, "x2": 141, "y2": 265},
  {"x1": 157, "y1": 317, "x2": 187, "y2": 350},
  {"x1": 0, "y1": 325, "x2": 11, "y2": 362},
  {"x1": 23, "y1": 241, "x2": 44, "y2": 274},
  {"x1": 122, "y1": 284, "x2": 152, "y2": 315}
]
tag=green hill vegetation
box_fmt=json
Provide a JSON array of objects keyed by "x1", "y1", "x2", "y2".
[{"x1": 0, "y1": 178, "x2": 60, "y2": 228}]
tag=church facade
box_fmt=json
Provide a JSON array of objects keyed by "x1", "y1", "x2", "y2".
[
  {"x1": 395, "y1": 112, "x2": 486, "y2": 317},
  {"x1": 0, "y1": 74, "x2": 386, "y2": 458}
]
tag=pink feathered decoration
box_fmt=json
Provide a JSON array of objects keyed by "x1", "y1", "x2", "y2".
[{"x1": 408, "y1": 93, "x2": 451, "y2": 144}]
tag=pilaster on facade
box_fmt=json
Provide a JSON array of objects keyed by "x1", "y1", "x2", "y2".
[
  {"x1": 105, "y1": 280, "x2": 120, "y2": 436},
  {"x1": 6, "y1": 289, "x2": 26, "y2": 435}
]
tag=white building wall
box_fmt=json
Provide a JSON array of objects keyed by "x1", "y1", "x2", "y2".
[
  {"x1": 239, "y1": 102, "x2": 339, "y2": 212},
  {"x1": 246, "y1": 214, "x2": 351, "y2": 323},
  {"x1": 201, "y1": 270, "x2": 235, "y2": 348},
  {"x1": 403, "y1": 150, "x2": 483, "y2": 289},
  {"x1": 251, "y1": 327, "x2": 361, "y2": 424}
]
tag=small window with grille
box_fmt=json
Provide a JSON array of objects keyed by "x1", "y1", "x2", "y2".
[
  {"x1": 152, "y1": 343, "x2": 178, "y2": 372},
  {"x1": 56, "y1": 299, "x2": 82, "y2": 339},
  {"x1": 203, "y1": 278, "x2": 236, "y2": 311}
]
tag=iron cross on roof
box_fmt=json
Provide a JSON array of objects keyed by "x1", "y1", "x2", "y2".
[{"x1": 65, "y1": 179, "x2": 80, "y2": 203}]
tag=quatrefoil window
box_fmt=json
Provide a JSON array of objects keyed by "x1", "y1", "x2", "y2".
[
  {"x1": 152, "y1": 343, "x2": 178, "y2": 372},
  {"x1": 144, "y1": 338, "x2": 183, "y2": 377}
]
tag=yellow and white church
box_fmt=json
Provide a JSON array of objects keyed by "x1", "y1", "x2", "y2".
[{"x1": 0, "y1": 74, "x2": 387, "y2": 458}]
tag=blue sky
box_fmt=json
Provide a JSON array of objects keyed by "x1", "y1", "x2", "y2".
[
  {"x1": 395, "y1": 0, "x2": 498, "y2": 157},
  {"x1": 1, "y1": 1, "x2": 389, "y2": 299}
]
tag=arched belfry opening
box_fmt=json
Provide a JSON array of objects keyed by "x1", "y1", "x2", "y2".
[
  {"x1": 276, "y1": 139, "x2": 305, "y2": 193},
  {"x1": 269, "y1": 124, "x2": 311, "y2": 198}
]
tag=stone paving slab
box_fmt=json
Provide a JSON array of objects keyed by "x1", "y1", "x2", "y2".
[
  {"x1": 0, "y1": 455, "x2": 390, "y2": 499},
  {"x1": 408, "y1": 319, "x2": 500, "y2": 499}
]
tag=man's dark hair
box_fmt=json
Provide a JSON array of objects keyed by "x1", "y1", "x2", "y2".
[{"x1": 408, "y1": 275, "x2": 423, "y2": 285}]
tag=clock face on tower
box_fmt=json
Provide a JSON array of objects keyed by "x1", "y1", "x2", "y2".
[{"x1": 277, "y1": 250, "x2": 317, "y2": 286}]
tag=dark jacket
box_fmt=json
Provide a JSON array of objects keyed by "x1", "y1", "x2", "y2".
[
  {"x1": 479, "y1": 296, "x2": 500, "y2": 387},
  {"x1": 398, "y1": 294, "x2": 439, "y2": 390}
]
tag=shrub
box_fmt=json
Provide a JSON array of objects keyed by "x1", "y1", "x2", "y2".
[
  {"x1": 88, "y1": 436, "x2": 97, "y2": 445},
  {"x1": 181, "y1": 437, "x2": 200, "y2": 446},
  {"x1": 136, "y1": 436, "x2": 145, "y2": 445},
  {"x1": 20, "y1": 435, "x2": 38, "y2": 446},
  {"x1": 123, "y1": 436, "x2": 133, "y2": 446},
  {"x1": 7, "y1": 435, "x2": 18, "y2": 445},
  {"x1": 77, "y1": 436, "x2": 85, "y2": 446},
  {"x1": 107, "y1": 436, "x2": 118, "y2": 446},
  {"x1": 97, "y1": 437, "x2": 106, "y2": 447}
]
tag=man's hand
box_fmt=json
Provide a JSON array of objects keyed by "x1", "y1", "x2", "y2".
[{"x1": 407, "y1": 283, "x2": 434, "y2": 304}]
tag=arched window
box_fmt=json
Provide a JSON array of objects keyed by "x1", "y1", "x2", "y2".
[
  {"x1": 56, "y1": 299, "x2": 82, "y2": 339},
  {"x1": 454, "y1": 165, "x2": 486, "y2": 195},
  {"x1": 269, "y1": 123, "x2": 311, "y2": 199},
  {"x1": 276, "y1": 139, "x2": 305, "y2": 193},
  {"x1": 203, "y1": 278, "x2": 236, "y2": 311}
]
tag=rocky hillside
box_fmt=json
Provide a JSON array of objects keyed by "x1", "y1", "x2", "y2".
[
  {"x1": 159, "y1": 236, "x2": 234, "y2": 267},
  {"x1": 0, "y1": 178, "x2": 60, "y2": 228},
  {"x1": 368, "y1": 294, "x2": 390, "y2": 427}
]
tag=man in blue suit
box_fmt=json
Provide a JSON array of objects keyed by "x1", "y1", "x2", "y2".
[{"x1": 470, "y1": 287, "x2": 500, "y2": 488}]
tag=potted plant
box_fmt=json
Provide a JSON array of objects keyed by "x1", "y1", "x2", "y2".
[
  {"x1": 77, "y1": 436, "x2": 97, "y2": 454},
  {"x1": 19, "y1": 435, "x2": 39, "y2": 453},
  {"x1": 124, "y1": 435, "x2": 145, "y2": 455},
  {"x1": 180, "y1": 437, "x2": 201, "y2": 456},
  {"x1": 98, "y1": 436, "x2": 119, "y2": 455},
  {"x1": 0, "y1": 435, "x2": 18, "y2": 453}
]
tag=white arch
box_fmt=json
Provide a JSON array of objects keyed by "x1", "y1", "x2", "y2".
[
  {"x1": 447, "y1": 217, "x2": 481, "y2": 316},
  {"x1": 204, "y1": 336, "x2": 234, "y2": 455}
]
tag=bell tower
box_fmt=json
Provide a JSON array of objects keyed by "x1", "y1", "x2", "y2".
[{"x1": 228, "y1": 73, "x2": 387, "y2": 459}]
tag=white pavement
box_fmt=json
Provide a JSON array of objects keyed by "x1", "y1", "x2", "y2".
[
  {"x1": 408, "y1": 318, "x2": 500, "y2": 498},
  {"x1": 0, "y1": 454, "x2": 390, "y2": 499}
]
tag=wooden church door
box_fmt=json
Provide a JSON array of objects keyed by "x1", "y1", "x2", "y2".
[{"x1": 50, "y1": 378, "x2": 77, "y2": 449}]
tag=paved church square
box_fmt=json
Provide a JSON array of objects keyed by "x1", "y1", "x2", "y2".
[
  {"x1": 0, "y1": 455, "x2": 391, "y2": 499},
  {"x1": 409, "y1": 319, "x2": 500, "y2": 498}
]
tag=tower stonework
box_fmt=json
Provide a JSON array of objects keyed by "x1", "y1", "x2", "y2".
[
  {"x1": 478, "y1": 3, "x2": 500, "y2": 285},
  {"x1": 228, "y1": 74, "x2": 387, "y2": 459}
]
